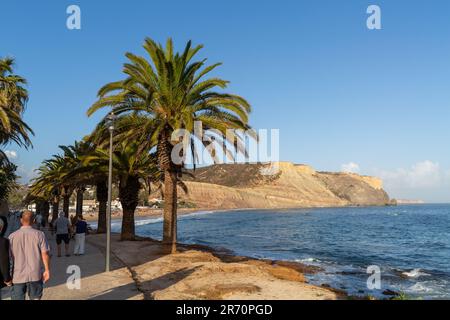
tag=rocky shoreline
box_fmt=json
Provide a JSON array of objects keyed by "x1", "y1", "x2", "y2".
[{"x1": 87, "y1": 233, "x2": 345, "y2": 300}]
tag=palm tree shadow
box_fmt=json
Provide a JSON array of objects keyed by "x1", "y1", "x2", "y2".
[{"x1": 88, "y1": 266, "x2": 200, "y2": 300}]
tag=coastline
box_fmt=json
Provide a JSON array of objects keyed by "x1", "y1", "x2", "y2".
[
  {"x1": 81, "y1": 206, "x2": 385, "y2": 300},
  {"x1": 82, "y1": 202, "x2": 399, "y2": 223},
  {"x1": 83, "y1": 207, "x2": 220, "y2": 222},
  {"x1": 82, "y1": 205, "x2": 434, "y2": 299},
  {"x1": 86, "y1": 232, "x2": 346, "y2": 300},
  {"x1": 83, "y1": 206, "x2": 354, "y2": 299}
]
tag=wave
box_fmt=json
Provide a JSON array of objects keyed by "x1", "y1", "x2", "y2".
[
  {"x1": 295, "y1": 257, "x2": 321, "y2": 263},
  {"x1": 401, "y1": 268, "x2": 431, "y2": 278},
  {"x1": 180, "y1": 210, "x2": 215, "y2": 218}
]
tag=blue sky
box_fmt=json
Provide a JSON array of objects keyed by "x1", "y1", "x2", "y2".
[{"x1": 1, "y1": 0, "x2": 450, "y2": 202}]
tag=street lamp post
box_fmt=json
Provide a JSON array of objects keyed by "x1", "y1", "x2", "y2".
[{"x1": 105, "y1": 112, "x2": 116, "y2": 272}]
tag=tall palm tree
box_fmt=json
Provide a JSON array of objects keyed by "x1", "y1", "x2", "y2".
[
  {"x1": 0, "y1": 58, "x2": 33, "y2": 215},
  {"x1": 0, "y1": 57, "x2": 33, "y2": 149},
  {"x1": 87, "y1": 38, "x2": 252, "y2": 253},
  {"x1": 81, "y1": 141, "x2": 159, "y2": 240},
  {"x1": 85, "y1": 115, "x2": 149, "y2": 234}
]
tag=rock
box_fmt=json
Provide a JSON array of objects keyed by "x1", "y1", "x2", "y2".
[{"x1": 382, "y1": 289, "x2": 400, "y2": 296}]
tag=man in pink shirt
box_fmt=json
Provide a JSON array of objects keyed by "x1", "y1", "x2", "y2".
[{"x1": 8, "y1": 210, "x2": 51, "y2": 300}]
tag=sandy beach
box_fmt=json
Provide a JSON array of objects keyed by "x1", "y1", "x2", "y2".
[{"x1": 82, "y1": 207, "x2": 214, "y2": 222}]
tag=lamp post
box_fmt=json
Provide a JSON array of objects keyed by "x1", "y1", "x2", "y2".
[{"x1": 105, "y1": 112, "x2": 116, "y2": 272}]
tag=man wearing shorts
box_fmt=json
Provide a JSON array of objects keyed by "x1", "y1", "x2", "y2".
[{"x1": 54, "y1": 212, "x2": 72, "y2": 257}]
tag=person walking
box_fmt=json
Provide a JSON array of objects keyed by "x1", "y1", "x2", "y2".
[
  {"x1": 0, "y1": 216, "x2": 12, "y2": 300},
  {"x1": 34, "y1": 213, "x2": 43, "y2": 231},
  {"x1": 8, "y1": 211, "x2": 51, "y2": 300},
  {"x1": 73, "y1": 216, "x2": 88, "y2": 256},
  {"x1": 54, "y1": 212, "x2": 72, "y2": 257}
]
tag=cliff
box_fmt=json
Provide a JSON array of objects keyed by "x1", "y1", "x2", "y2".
[{"x1": 175, "y1": 162, "x2": 391, "y2": 210}]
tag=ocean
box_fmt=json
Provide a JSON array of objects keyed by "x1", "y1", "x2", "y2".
[{"x1": 110, "y1": 204, "x2": 450, "y2": 299}]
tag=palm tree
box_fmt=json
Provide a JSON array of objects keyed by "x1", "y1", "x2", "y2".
[
  {"x1": 95, "y1": 179, "x2": 108, "y2": 233},
  {"x1": 0, "y1": 159, "x2": 19, "y2": 203},
  {"x1": 29, "y1": 142, "x2": 90, "y2": 219},
  {"x1": 84, "y1": 116, "x2": 148, "y2": 234},
  {"x1": 30, "y1": 141, "x2": 108, "y2": 229},
  {"x1": 57, "y1": 142, "x2": 93, "y2": 218},
  {"x1": 0, "y1": 57, "x2": 33, "y2": 149},
  {"x1": 81, "y1": 141, "x2": 159, "y2": 240},
  {"x1": 29, "y1": 155, "x2": 68, "y2": 220},
  {"x1": 0, "y1": 57, "x2": 33, "y2": 215},
  {"x1": 87, "y1": 38, "x2": 252, "y2": 253}
]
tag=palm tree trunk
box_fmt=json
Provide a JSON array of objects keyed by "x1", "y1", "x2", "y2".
[
  {"x1": 162, "y1": 169, "x2": 177, "y2": 253},
  {"x1": 96, "y1": 179, "x2": 108, "y2": 234},
  {"x1": 62, "y1": 186, "x2": 71, "y2": 218},
  {"x1": 35, "y1": 200, "x2": 42, "y2": 216},
  {"x1": 75, "y1": 186, "x2": 85, "y2": 218},
  {"x1": 42, "y1": 201, "x2": 50, "y2": 226},
  {"x1": 119, "y1": 176, "x2": 140, "y2": 241},
  {"x1": 51, "y1": 198, "x2": 59, "y2": 223},
  {"x1": 158, "y1": 129, "x2": 178, "y2": 254},
  {"x1": 63, "y1": 196, "x2": 70, "y2": 218}
]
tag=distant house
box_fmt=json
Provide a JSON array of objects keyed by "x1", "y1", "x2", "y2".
[
  {"x1": 111, "y1": 200, "x2": 122, "y2": 210},
  {"x1": 83, "y1": 200, "x2": 98, "y2": 211},
  {"x1": 85, "y1": 187, "x2": 95, "y2": 197}
]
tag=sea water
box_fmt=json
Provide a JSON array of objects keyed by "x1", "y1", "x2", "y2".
[{"x1": 113, "y1": 204, "x2": 450, "y2": 299}]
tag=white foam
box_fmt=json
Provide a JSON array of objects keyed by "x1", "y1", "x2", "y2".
[
  {"x1": 296, "y1": 257, "x2": 319, "y2": 263},
  {"x1": 402, "y1": 268, "x2": 430, "y2": 278},
  {"x1": 407, "y1": 282, "x2": 433, "y2": 293},
  {"x1": 180, "y1": 210, "x2": 215, "y2": 218}
]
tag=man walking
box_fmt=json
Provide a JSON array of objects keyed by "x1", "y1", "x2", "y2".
[
  {"x1": 73, "y1": 216, "x2": 88, "y2": 256},
  {"x1": 8, "y1": 211, "x2": 51, "y2": 300},
  {"x1": 34, "y1": 213, "x2": 43, "y2": 231},
  {"x1": 54, "y1": 212, "x2": 72, "y2": 257},
  {"x1": 0, "y1": 216, "x2": 12, "y2": 300}
]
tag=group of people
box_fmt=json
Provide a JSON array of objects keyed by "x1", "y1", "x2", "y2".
[
  {"x1": 0, "y1": 210, "x2": 89, "y2": 300},
  {"x1": 51, "y1": 212, "x2": 88, "y2": 257}
]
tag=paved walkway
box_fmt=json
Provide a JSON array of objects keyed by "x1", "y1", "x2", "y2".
[{"x1": 1, "y1": 229, "x2": 143, "y2": 300}]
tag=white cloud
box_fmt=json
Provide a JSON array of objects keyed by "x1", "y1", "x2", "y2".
[
  {"x1": 443, "y1": 169, "x2": 450, "y2": 188},
  {"x1": 16, "y1": 165, "x2": 37, "y2": 184},
  {"x1": 5, "y1": 150, "x2": 18, "y2": 160},
  {"x1": 341, "y1": 162, "x2": 360, "y2": 173},
  {"x1": 376, "y1": 160, "x2": 442, "y2": 189}
]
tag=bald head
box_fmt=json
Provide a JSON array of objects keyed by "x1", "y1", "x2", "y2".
[{"x1": 21, "y1": 210, "x2": 34, "y2": 226}]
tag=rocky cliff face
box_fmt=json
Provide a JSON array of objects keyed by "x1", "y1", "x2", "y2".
[{"x1": 175, "y1": 162, "x2": 391, "y2": 210}]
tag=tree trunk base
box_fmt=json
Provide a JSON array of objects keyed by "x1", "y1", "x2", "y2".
[
  {"x1": 162, "y1": 241, "x2": 177, "y2": 254},
  {"x1": 120, "y1": 234, "x2": 136, "y2": 241}
]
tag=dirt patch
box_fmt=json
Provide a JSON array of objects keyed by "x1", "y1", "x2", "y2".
[{"x1": 196, "y1": 284, "x2": 262, "y2": 300}]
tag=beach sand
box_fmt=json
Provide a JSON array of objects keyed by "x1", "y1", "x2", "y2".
[{"x1": 82, "y1": 207, "x2": 211, "y2": 222}]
